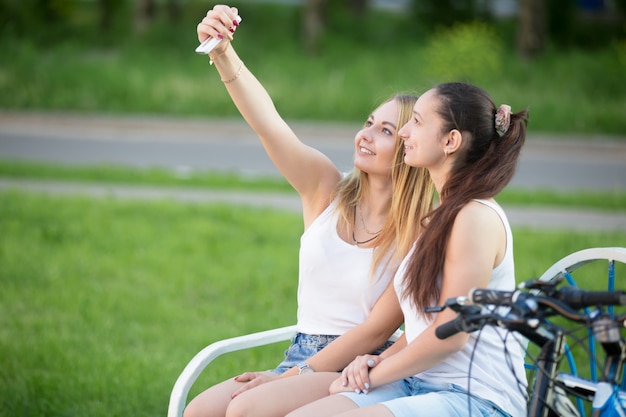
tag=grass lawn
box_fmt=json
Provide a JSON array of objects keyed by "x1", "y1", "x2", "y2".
[{"x1": 1, "y1": 190, "x2": 624, "y2": 416}]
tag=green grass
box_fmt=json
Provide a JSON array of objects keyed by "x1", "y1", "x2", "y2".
[
  {"x1": 0, "y1": 191, "x2": 301, "y2": 417},
  {"x1": 0, "y1": 160, "x2": 295, "y2": 193},
  {"x1": 1, "y1": 190, "x2": 625, "y2": 417},
  {"x1": 1, "y1": 160, "x2": 625, "y2": 212},
  {"x1": 0, "y1": 2, "x2": 625, "y2": 136}
]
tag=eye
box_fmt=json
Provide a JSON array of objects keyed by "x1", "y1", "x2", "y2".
[
  {"x1": 364, "y1": 120, "x2": 373, "y2": 128},
  {"x1": 383, "y1": 128, "x2": 393, "y2": 136}
]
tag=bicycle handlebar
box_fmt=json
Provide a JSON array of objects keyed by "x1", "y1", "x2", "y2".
[
  {"x1": 434, "y1": 285, "x2": 626, "y2": 340},
  {"x1": 554, "y1": 286, "x2": 626, "y2": 310},
  {"x1": 469, "y1": 287, "x2": 626, "y2": 310},
  {"x1": 434, "y1": 304, "x2": 485, "y2": 339}
]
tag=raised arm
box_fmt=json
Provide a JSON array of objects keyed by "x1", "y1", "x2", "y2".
[{"x1": 197, "y1": 6, "x2": 341, "y2": 223}]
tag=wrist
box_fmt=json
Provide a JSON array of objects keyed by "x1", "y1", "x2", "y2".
[
  {"x1": 297, "y1": 361, "x2": 314, "y2": 375},
  {"x1": 208, "y1": 43, "x2": 233, "y2": 65}
]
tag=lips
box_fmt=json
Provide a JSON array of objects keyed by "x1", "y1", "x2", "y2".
[{"x1": 359, "y1": 146, "x2": 374, "y2": 155}]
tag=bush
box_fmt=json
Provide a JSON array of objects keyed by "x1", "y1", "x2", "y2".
[{"x1": 423, "y1": 22, "x2": 503, "y2": 84}]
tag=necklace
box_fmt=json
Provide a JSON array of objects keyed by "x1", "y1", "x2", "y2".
[
  {"x1": 352, "y1": 230, "x2": 380, "y2": 245},
  {"x1": 356, "y1": 203, "x2": 382, "y2": 235},
  {"x1": 352, "y1": 204, "x2": 381, "y2": 246}
]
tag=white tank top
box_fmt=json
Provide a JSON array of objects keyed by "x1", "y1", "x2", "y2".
[
  {"x1": 394, "y1": 199, "x2": 528, "y2": 416},
  {"x1": 296, "y1": 199, "x2": 392, "y2": 335}
]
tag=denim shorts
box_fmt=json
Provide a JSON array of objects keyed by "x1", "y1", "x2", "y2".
[
  {"x1": 339, "y1": 377, "x2": 511, "y2": 417},
  {"x1": 271, "y1": 332, "x2": 394, "y2": 375}
]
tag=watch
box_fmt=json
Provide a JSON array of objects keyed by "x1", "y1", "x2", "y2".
[{"x1": 297, "y1": 361, "x2": 314, "y2": 375}]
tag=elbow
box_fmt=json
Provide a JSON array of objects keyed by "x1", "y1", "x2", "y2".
[{"x1": 443, "y1": 333, "x2": 470, "y2": 355}]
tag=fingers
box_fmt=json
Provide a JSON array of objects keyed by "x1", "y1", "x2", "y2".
[
  {"x1": 233, "y1": 371, "x2": 257, "y2": 382},
  {"x1": 329, "y1": 376, "x2": 354, "y2": 395},
  {"x1": 197, "y1": 5, "x2": 240, "y2": 44},
  {"x1": 343, "y1": 355, "x2": 379, "y2": 394},
  {"x1": 231, "y1": 379, "x2": 259, "y2": 398},
  {"x1": 231, "y1": 372, "x2": 277, "y2": 398}
]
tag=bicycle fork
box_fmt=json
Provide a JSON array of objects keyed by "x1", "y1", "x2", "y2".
[{"x1": 527, "y1": 328, "x2": 572, "y2": 417}]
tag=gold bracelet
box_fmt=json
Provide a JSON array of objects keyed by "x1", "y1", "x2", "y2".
[
  {"x1": 208, "y1": 48, "x2": 228, "y2": 65},
  {"x1": 221, "y1": 62, "x2": 244, "y2": 84}
]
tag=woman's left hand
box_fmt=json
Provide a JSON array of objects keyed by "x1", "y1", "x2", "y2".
[
  {"x1": 231, "y1": 371, "x2": 278, "y2": 398},
  {"x1": 329, "y1": 375, "x2": 356, "y2": 394},
  {"x1": 333, "y1": 354, "x2": 381, "y2": 394}
]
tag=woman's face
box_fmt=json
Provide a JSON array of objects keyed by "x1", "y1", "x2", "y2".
[
  {"x1": 399, "y1": 89, "x2": 447, "y2": 170},
  {"x1": 353, "y1": 100, "x2": 400, "y2": 176}
]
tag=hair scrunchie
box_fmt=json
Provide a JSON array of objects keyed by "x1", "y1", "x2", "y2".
[{"x1": 495, "y1": 104, "x2": 512, "y2": 135}]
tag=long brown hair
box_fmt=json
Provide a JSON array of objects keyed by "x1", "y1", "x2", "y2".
[
  {"x1": 334, "y1": 94, "x2": 435, "y2": 279},
  {"x1": 403, "y1": 82, "x2": 528, "y2": 314}
]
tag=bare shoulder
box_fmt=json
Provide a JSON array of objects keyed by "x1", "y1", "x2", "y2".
[{"x1": 455, "y1": 200, "x2": 502, "y2": 231}]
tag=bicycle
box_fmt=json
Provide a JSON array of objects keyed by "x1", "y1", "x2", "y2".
[{"x1": 429, "y1": 278, "x2": 626, "y2": 417}]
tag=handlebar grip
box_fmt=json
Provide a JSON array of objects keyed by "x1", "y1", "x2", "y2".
[
  {"x1": 469, "y1": 288, "x2": 516, "y2": 306},
  {"x1": 557, "y1": 287, "x2": 626, "y2": 309},
  {"x1": 435, "y1": 316, "x2": 466, "y2": 339}
]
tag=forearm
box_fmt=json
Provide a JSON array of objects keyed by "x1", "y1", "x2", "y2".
[
  {"x1": 209, "y1": 44, "x2": 288, "y2": 140},
  {"x1": 310, "y1": 327, "x2": 396, "y2": 372},
  {"x1": 208, "y1": 43, "x2": 339, "y2": 200},
  {"x1": 368, "y1": 329, "x2": 467, "y2": 389}
]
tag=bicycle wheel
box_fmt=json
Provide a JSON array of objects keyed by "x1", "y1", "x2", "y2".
[{"x1": 529, "y1": 247, "x2": 626, "y2": 416}]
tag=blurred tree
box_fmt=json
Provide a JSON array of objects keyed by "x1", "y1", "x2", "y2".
[
  {"x1": 410, "y1": 0, "x2": 485, "y2": 32},
  {"x1": 303, "y1": 0, "x2": 326, "y2": 54},
  {"x1": 349, "y1": 0, "x2": 369, "y2": 17},
  {"x1": 302, "y1": 0, "x2": 372, "y2": 54},
  {"x1": 134, "y1": 0, "x2": 181, "y2": 33},
  {"x1": 135, "y1": 0, "x2": 156, "y2": 33},
  {"x1": 98, "y1": 0, "x2": 124, "y2": 32},
  {"x1": 517, "y1": 0, "x2": 547, "y2": 58},
  {"x1": 0, "y1": 0, "x2": 75, "y2": 36},
  {"x1": 166, "y1": 0, "x2": 182, "y2": 23}
]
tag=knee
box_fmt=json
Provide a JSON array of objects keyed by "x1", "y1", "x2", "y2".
[
  {"x1": 182, "y1": 403, "x2": 198, "y2": 417},
  {"x1": 183, "y1": 400, "x2": 204, "y2": 417},
  {"x1": 224, "y1": 394, "x2": 253, "y2": 417},
  {"x1": 184, "y1": 396, "x2": 217, "y2": 417}
]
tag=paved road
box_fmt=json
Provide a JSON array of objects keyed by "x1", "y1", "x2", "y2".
[
  {"x1": 1, "y1": 111, "x2": 625, "y2": 231},
  {"x1": 1, "y1": 112, "x2": 626, "y2": 191}
]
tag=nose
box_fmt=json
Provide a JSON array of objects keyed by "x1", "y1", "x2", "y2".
[
  {"x1": 398, "y1": 124, "x2": 409, "y2": 141},
  {"x1": 359, "y1": 128, "x2": 373, "y2": 142}
]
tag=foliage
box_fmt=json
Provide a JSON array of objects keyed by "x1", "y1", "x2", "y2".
[
  {"x1": 546, "y1": 0, "x2": 626, "y2": 49},
  {"x1": 423, "y1": 21, "x2": 503, "y2": 84},
  {"x1": 0, "y1": 2, "x2": 624, "y2": 134},
  {"x1": 408, "y1": 0, "x2": 493, "y2": 32},
  {"x1": 0, "y1": 0, "x2": 77, "y2": 36}
]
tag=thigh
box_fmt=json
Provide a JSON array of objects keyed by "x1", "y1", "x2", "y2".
[
  {"x1": 338, "y1": 380, "x2": 409, "y2": 409},
  {"x1": 382, "y1": 391, "x2": 505, "y2": 417},
  {"x1": 286, "y1": 394, "x2": 361, "y2": 417},
  {"x1": 286, "y1": 380, "x2": 408, "y2": 417},
  {"x1": 227, "y1": 372, "x2": 340, "y2": 417},
  {"x1": 184, "y1": 377, "x2": 245, "y2": 417}
]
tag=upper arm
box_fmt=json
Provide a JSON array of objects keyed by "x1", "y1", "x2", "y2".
[
  {"x1": 440, "y1": 201, "x2": 506, "y2": 300},
  {"x1": 257, "y1": 121, "x2": 341, "y2": 203}
]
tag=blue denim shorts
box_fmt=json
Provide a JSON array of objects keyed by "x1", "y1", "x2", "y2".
[
  {"x1": 340, "y1": 377, "x2": 511, "y2": 417},
  {"x1": 271, "y1": 332, "x2": 394, "y2": 375}
]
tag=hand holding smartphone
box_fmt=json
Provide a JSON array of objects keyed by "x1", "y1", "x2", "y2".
[{"x1": 195, "y1": 15, "x2": 242, "y2": 55}]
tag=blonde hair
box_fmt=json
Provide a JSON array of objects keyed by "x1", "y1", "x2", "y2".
[{"x1": 332, "y1": 94, "x2": 435, "y2": 280}]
